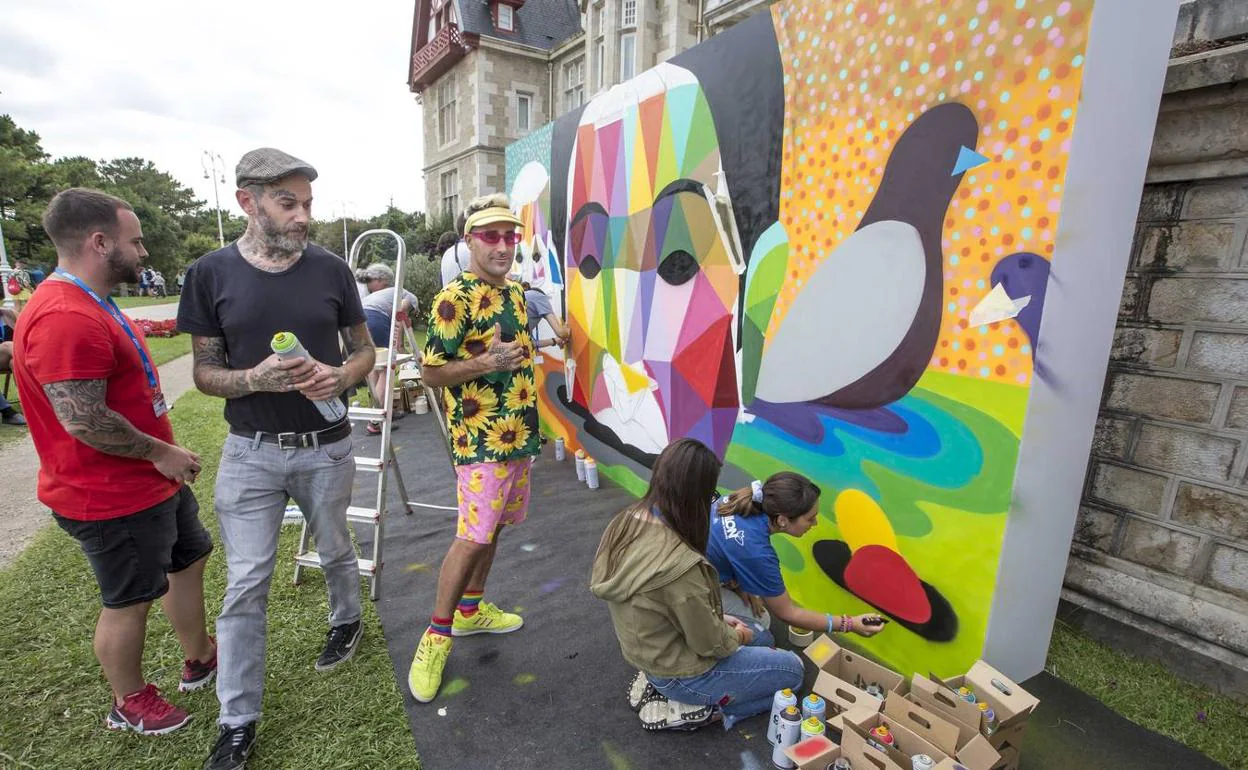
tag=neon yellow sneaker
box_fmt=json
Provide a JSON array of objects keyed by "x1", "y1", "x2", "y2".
[
  {"x1": 452, "y1": 601, "x2": 524, "y2": 636},
  {"x1": 408, "y1": 632, "x2": 452, "y2": 703}
]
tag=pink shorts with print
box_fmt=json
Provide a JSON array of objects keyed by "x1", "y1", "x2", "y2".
[{"x1": 455, "y1": 459, "x2": 532, "y2": 544}]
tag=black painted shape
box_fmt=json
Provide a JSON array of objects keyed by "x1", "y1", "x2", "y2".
[
  {"x1": 556, "y1": 385, "x2": 659, "y2": 469},
  {"x1": 811, "y1": 539, "x2": 959, "y2": 643},
  {"x1": 819, "y1": 103, "x2": 980, "y2": 410}
]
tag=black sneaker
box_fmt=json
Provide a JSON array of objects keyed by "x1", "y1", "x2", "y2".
[
  {"x1": 204, "y1": 723, "x2": 256, "y2": 770},
  {"x1": 315, "y1": 620, "x2": 363, "y2": 672}
]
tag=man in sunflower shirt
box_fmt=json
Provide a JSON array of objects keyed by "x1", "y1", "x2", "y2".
[{"x1": 409, "y1": 193, "x2": 541, "y2": 703}]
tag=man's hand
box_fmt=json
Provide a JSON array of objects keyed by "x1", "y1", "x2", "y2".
[
  {"x1": 246, "y1": 354, "x2": 316, "y2": 393},
  {"x1": 152, "y1": 442, "x2": 201, "y2": 483},
  {"x1": 485, "y1": 324, "x2": 526, "y2": 373},
  {"x1": 293, "y1": 361, "x2": 350, "y2": 402}
]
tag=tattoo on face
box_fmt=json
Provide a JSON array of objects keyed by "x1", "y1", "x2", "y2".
[
  {"x1": 192, "y1": 336, "x2": 254, "y2": 398},
  {"x1": 43, "y1": 380, "x2": 156, "y2": 459}
]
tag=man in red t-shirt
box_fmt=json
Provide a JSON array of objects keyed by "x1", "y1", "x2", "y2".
[{"x1": 14, "y1": 188, "x2": 216, "y2": 737}]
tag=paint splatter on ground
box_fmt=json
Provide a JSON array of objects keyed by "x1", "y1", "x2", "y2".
[
  {"x1": 441, "y1": 677, "x2": 470, "y2": 697},
  {"x1": 436, "y1": 707, "x2": 447, "y2": 717},
  {"x1": 602, "y1": 741, "x2": 632, "y2": 770},
  {"x1": 540, "y1": 578, "x2": 568, "y2": 594},
  {"x1": 520, "y1": 543, "x2": 538, "y2": 552},
  {"x1": 403, "y1": 563, "x2": 430, "y2": 573},
  {"x1": 513, "y1": 673, "x2": 537, "y2": 685}
]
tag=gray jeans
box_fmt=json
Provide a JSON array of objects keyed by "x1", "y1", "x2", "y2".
[{"x1": 214, "y1": 432, "x2": 362, "y2": 727}]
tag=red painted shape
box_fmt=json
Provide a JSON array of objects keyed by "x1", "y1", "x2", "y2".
[
  {"x1": 844, "y1": 544, "x2": 933, "y2": 624},
  {"x1": 792, "y1": 735, "x2": 834, "y2": 759}
]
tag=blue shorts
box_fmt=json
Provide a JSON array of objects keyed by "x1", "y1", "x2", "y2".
[{"x1": 365, "y1": 309, "x2": 390, "y2": 347}]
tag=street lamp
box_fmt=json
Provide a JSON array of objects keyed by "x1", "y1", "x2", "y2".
[
  {"x1": 334, "y1": 202, "x2": 354, "y2": 257},
  {"x1": 201, "y1": 150, "x2": 227, "y2": 248}
]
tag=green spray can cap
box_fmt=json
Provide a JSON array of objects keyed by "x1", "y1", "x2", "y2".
[{"x1": 271, "y1": 332, "x2": 298, "y2": 354}]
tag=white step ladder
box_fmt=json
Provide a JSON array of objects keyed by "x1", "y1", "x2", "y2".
[{"x1": 292, "y1": 228, "x2": 414, "y2": 601}]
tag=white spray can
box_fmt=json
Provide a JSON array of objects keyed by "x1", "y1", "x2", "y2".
[
  {"x1": 912, "y1": 755, "x2": 936, "y2": 770},
  {"x1": 270, "y1": 332, "x2": 347, "y2": 422},
  {"x1": 575, "y1": 449, "x2": 587, "y2": 481},
  {"x1": 585, "y1": 458, "x2": 599, "y2": 489},
  {"x1": 768, "y1": 689, "x2": 798, "y2": 745},
  {"x1": 771, "y1": 705, "x2": 801, "y2": 769},
  {"x1": 554, "y1": 437, "x2": 566, "y2": 461}
]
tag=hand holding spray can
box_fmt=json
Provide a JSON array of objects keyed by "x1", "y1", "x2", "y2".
[
  {"x1": 270, "y1": 332, "x2": 347, "y2": 422},
  {"x1": 771, "y1": 706, "x2": 802, "y2": 769}
]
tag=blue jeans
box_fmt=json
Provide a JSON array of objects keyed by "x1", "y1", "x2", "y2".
[
  {"x1": 214, "y1": 432, "x2": 362, "y2": 727},
  {"x1": 647, "y1": 636, "x2": 805, "y2": 729}
]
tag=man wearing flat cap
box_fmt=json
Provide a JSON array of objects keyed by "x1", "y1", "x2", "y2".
[
  {"x1": 407, "y1": 192, "x2": 539, "y2": 704},
  {"x1": 177, "y1": 148, "x2": 375, "y2": 770}
]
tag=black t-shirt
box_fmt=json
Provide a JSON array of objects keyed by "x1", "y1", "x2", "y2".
[{"x1": 177, "y1": 243, "x2": 366, "y2": 433}]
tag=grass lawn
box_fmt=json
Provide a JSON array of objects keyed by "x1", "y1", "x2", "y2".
[
  {"x1": 146, "y1": 334, "x2": 193, "y2": 367},
  {"x1": 113, "y1": 295, "x2": 179, "y2": 309},
  {"x1": 0, "y1": 391, "x2": 419, "y2": 770},
  {"x1": 1047, "y1": 621, "x2": 1248, "y2": 769}
]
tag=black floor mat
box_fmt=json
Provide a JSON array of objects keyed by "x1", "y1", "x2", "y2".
[{"x1": 353, "y1": 412, "x2": 1228, "y2": 770}]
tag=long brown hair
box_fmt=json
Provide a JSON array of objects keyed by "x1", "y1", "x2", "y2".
[
  {"x1": 597, "y1": 439, "x2": 722, "y2": 577},
  {"x1": 717, "y1": 472, "x2": 821, "y2": 523}
]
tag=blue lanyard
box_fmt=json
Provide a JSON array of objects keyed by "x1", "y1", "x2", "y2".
[{"x1": 54, "y1": 268, "x2": 158, "y2": 391}]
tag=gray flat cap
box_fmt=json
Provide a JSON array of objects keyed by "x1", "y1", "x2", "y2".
[{"x1": 235, "y1": 147, "x2": 318, "y2": 188}]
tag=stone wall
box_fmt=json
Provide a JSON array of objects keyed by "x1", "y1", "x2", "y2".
[{"x1": 1063, "y1": 0, "x2": 1248, "y2": 698}]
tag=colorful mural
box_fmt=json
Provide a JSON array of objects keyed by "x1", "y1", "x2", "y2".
[{"x1": 506, "y1": 0, "x2": 1095, "y2": 677}]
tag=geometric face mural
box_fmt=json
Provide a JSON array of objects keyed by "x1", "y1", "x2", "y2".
[{"x1": 506, "y1": 0, "x2": 1171, "y2": 680}]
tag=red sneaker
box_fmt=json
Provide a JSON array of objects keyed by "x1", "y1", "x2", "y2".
[
  {"x1": 180, "y1": 637, "x2": 217, "y2": 692},
  {"x1": 105, "y1": 684, "x2": 192, "y2": 735}
]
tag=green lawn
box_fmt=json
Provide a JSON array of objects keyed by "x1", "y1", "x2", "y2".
[
  {"x1": 146, "y1": 334, "x2": 193, "y2": 367},
  {"x1": 1047, "y1": 621, "x2": 1248, "y2": 769},
  {"x1": 113, "y1": 295, "x2": 179, "y2": 309},
  {"x1": 0, "y1": 392, "x2": 419, "y2": 770}
]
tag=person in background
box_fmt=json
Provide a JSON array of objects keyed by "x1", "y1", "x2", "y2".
[
  {"x1": 0, "y1": 306, "x2": 28, "y2": 426},
  {"x1": 15, "y1": 187, "x2": 213, "y2": 737},
  {"x1": 358, "y1": 262, "x2": 418, "y2": 435},
  {"x1": 438, "y1": 212, "x2": 470, "y2": 287},
  {"x1": 176, "y1": 271, "x2": 186, "y2": 296},
  {"x1": 152, "y1": 271, "x2": 167, "y2": 297},
  {"x1": 590, "y1": 438, "x2": 804, "y2": 732},
  {"x1": 520, "y1": 281, "x2": 568, "y2": 353},
  {"x1": 354, "y1": 267, "x2": 372, "y2": 303}
]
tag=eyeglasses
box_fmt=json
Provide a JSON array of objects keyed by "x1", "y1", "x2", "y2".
[{"x1": 471, "y1": 231, "x2": 522, "y2": 246}]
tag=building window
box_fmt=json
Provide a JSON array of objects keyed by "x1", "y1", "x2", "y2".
[
  {"x1": 619, "y1": 33, "x2": 636, "y2": 82},
  {"x1": 517, "y1": 91, "x2": 532, "y2": 132},
  {"x1": 440, "y1": 169, "x2": 459, "y2": 219},
  {"x1": 497, "y1": 3, "x2": 514, "y2": 32},
  {"x1": 563, "y1": 58, "x2": 585, "y2": 111},
  {"x1": 621, "y1": 0, "x2": 636, "y2": 28},
  {"x1": 437, "y1": 77, "x2": 457, "y2": 147},
  {"x1": 594, "y1": 3, "x2": 605, "y2": 35},
  {"x1": 595, "y1": 39, "x2": 606, "y2": 90}
]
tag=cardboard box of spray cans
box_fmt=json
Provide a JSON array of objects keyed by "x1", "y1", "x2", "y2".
[
  {"x1": 804, "y1": 634, "x2": 907, "y2": 716},
  {"x1": 910, "y1": 661, "x2": 1039, "y2": 770},
  {"x1": 840, "y1": 714, "x2": 950, "y2": 770},
  {"x1": 782, "y1": 734, "x2": 842, "y2": 770},
  {"x1": 881, "y1": 693, "x2": 1002, "y2": 770}
]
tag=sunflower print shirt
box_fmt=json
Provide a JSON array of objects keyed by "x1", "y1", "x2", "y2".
[{"x1": 423, "y1": 272, "x2": 540, "y2": 465}]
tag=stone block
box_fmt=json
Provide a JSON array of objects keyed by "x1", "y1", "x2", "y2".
[
  {"x1": 1227, "y1": 387, "x2": 1248, "y2": 430},
  {"x1": 1174, "y1": 483, "x2": 1248, "y2": 540},
  {"x1": 1191, "y1": 1, "x2": 1248, "y2": 44},
  {"x1": 1148, "y1": 278, "x2": 1248, "y2": 325},
  {"x1": 1138, "y1": 183, "x2": 1185, "y2": 221},
  {"x1": 1119, "y1": 518, "x2": 1201, "y2": 575},
  {"x1": 1073, "y1": 506, "x2": 1120, "y2": 552},
  {"x1": 1119, "y1": 277, "x2": 1143, "y2": 319},
  {"x1": 1090, "y1": 463, "x2": 1169, "y2": 516},
  {"x1": 1185, "y1": 178, "x2": 1248, "y2": 218},
  {"x1": 1133, "y1": 423, "x2": 1238, "y2": 483},
  {"x1": 1207, "y1": 544, "x2": 1248, "y2": 599},
  {"x1": 1092, "y1": 416, "x2": 1133, "y2": 460},
  {"x1": 1110, "y1": 327, "x2": 1182, "y2": 367},
  {"x1": 1189, "y1": 331, "x2": 1248, "y2": 377},
  {"x1": 1138, "y1": 222, "x2": 1238, "y2": 270},
  {"x1": 1105, "y1": 372, "x2": 1220, "y2": 423}
]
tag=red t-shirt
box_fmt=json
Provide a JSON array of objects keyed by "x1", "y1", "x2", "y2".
[{"x1": 14, "y1": 281, "x2": 180, "y2": 521}]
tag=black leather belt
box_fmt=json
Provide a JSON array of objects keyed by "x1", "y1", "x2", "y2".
[{"x1": 230, "y1": 420, "x2": 352, "y2": 450}]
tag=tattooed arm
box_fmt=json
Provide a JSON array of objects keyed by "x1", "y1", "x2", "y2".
[
  {"x1": 191, "y1": 335, "x2": 316, "y2": 398},
  {"x1": 287, "y1": 322, "x2": 376, "y2": 402},
  {"x1": 43, "y1": 379, "x2": 201, "y2": 481},
  {"x1": 421, "y1": 324, "x2": 526, "y2": 389}
]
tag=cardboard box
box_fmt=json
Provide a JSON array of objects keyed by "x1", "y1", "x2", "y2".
[
  {"x1": 804, "y1": 634, "x2": 906, "y2": 715},
  {"x1": 827, "y1": 702, "x2": 882, "y2": 737},
  {"x1": 926, "y1": 662, "x2": 1039, "y2": 752},
  {"x1": 783, "y1": 734, "x2": 840, "y2": 770},
  {"x1": 882, "y1": 694, "x2": 1001, "y2": 770},
  {"x1": 843, "y1": 712, "x2": 952, "y2": 769}
]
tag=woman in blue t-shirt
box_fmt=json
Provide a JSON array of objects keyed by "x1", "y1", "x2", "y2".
[{"x1": 707, "y1": 472, "x2": 887, "y2": 644}]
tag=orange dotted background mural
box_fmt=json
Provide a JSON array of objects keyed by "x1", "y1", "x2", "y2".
[{"x1": 770, "y1": 0, "x2": 1089, "y2": 386}]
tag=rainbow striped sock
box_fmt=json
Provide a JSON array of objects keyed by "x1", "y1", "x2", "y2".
[
  {"x1": 457, "y1": 590, "x2": 484, "y2": 618},
  {"x1": 428, "y1": 616, "x2": 453, "y2": 638}
]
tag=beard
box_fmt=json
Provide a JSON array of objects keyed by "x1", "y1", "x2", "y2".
[
  {"x1": 106, "y1": 246, "x2": 141, "y2": 286},
  {"x1": 255, "y1": 206, "x2": 308, "y2": 254}
]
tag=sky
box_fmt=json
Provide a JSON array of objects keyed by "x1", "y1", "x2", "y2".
[{"x1": 1, "y1": 0, "x2": 426, "y2": 219}]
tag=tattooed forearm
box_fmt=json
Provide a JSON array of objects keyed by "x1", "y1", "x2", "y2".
[
  {"x1": 340, "y1": 322, "x2": 377, "y2": 386},
  {"x1": 43, "y1": 380, "x2": 157, "y2": 459},
  {"x1": 191, "y1": 336, "x2": 253, "y2": 398}
]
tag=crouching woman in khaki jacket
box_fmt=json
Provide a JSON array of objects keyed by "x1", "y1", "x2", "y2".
[{"x1": 590, "y1": 438, "x2": 804, "y2": 732}]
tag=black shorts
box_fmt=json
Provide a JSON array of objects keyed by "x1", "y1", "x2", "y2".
[{"x1": 53, "y1": 486, "x2": 214, "y2": 609}]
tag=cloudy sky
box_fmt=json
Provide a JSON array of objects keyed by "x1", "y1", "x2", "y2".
[{"x1": 2, "y1": 0, "x2": 425, "y2": 218}]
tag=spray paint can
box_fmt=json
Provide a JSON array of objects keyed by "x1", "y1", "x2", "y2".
[
  {"x1": 867, "y1": 724, "x2": 895, "y2": 753},
  {"x1": 270, "y1": 332, "x2": 347, "y2": 422},
  {"x1": 771, "y1": 706, "x2": 802, "y2": 769},
  {"x1": 830, "y1": 760, "x2": 853, "y2": 770},
  {"x1": 575, "y1": 449, "x2": 587, "y2": 481},
  {"x1": 912, "y1": 755, "x2": 935, "y2": 770},
  {"x1": 554, "y1": 437, "x2": 566, "y2": 461},
  {"x1": 958, "y1": 686, "x2": 977, "y2": 704},
  {"x1": 585, "y1": 458, "x2": 600, "y2": 489},
  {"x1": 801, "y1": 694, "x2": 827, "y2": 724},
  {"x1": 865, "y1": 684, "x2": 885, "y2": 700},
  {"x1": 800, "y1": 716, "x2": 826, "y2": 742},
  {"x1": 768, "y1": 689, "x2": 798, "y2": 744},
  {"x1": 978, "y1": 701, "x2": 998, "y2": 736}
]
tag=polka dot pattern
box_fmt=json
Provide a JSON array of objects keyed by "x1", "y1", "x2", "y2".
[{"x1": 769, "y1": 0, "x2": 1090, "y2": 385}]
